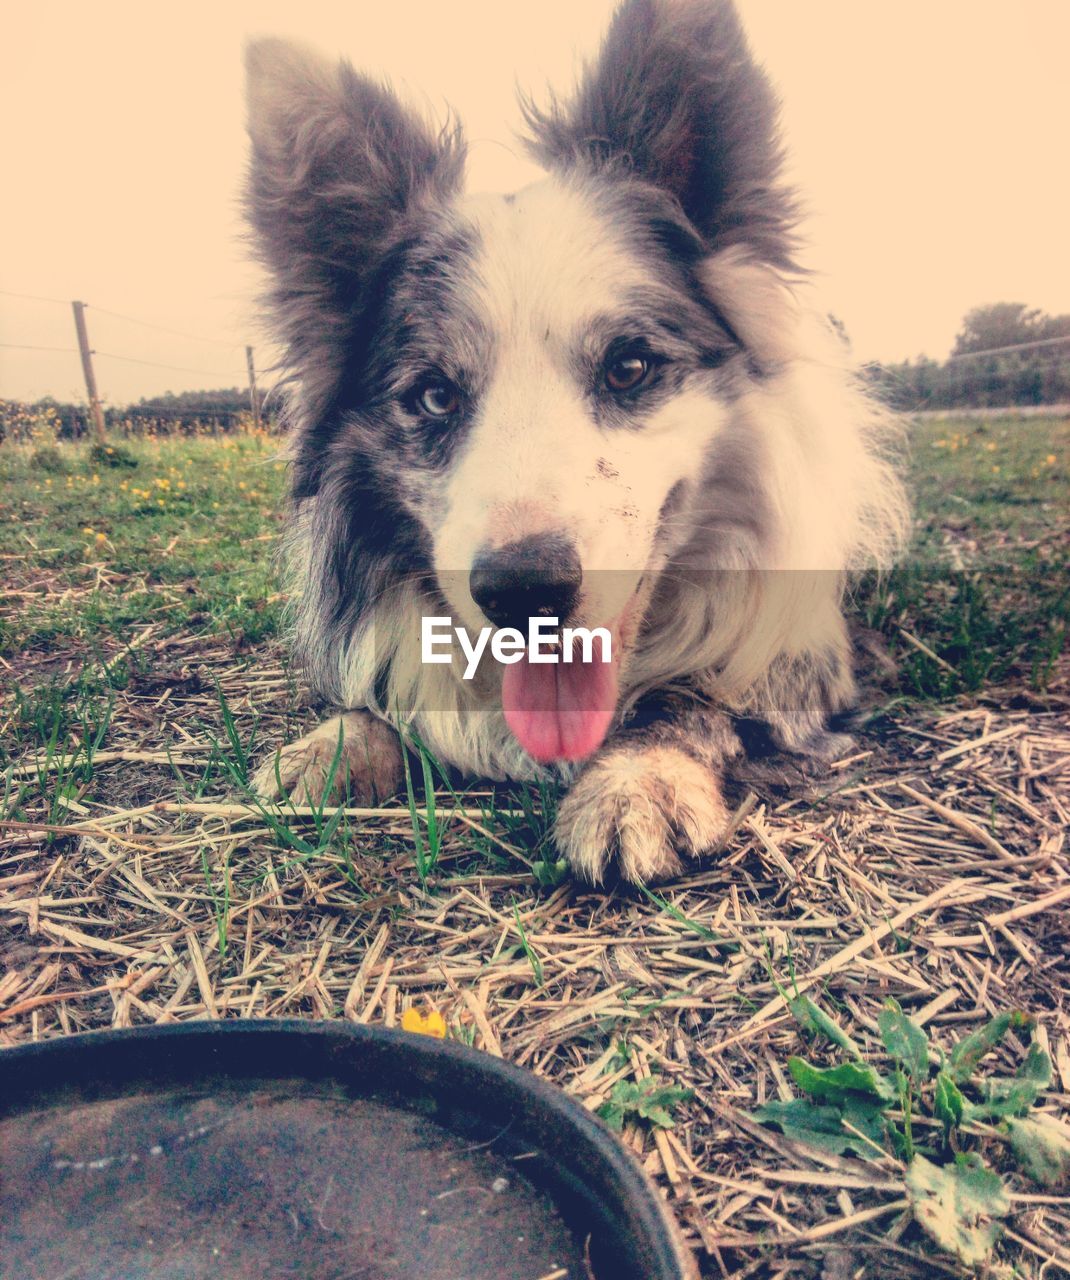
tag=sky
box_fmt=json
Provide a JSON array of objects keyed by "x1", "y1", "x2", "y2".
[{"x1": 2, "y1": 1, "x2": 1068, "y2": 406}]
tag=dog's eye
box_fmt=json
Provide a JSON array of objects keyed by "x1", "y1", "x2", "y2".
[
  {"x1": 604, "y1": 353, "x2": 653, "y2": 393},
  {"x1": 415, "y1": 380, "x2": 461, "y2": 419}
]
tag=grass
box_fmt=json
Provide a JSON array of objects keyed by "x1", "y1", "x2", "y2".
[
  {"x1": 0, "y1": 425, "x2": 289, "y2": 805},
  {"x1": 399, "y1": 725, "x2": 444, "y2": 886},
  {"x1": 907, "y1": 413, "x2": 1068, "y2": 556},
  {"x1": 0, "y1": 426, "x2": 285, "y2": 661},
  {"x1": 1, "y1": 409, "x2": 1068, "y2": 1276},
  {"x1": 856, "y1": 412, "x2": 1069, "y2": 701}
]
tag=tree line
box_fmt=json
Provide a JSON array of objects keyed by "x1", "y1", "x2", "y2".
[
  {"x1": 865, "y1": 303, "x2": 1070, "y2": 411},
  {"x1": 1, "y1": 387, "x2": 273, "y2": 441}
]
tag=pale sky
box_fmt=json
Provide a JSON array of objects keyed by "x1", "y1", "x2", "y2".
[{"x1": 2, "y1": 1, "x2": 1068, "y2": 406}]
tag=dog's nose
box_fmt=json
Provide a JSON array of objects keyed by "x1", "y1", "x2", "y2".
[{"x1": 469, "y1": 535, "x2": 582, "y2": 631}]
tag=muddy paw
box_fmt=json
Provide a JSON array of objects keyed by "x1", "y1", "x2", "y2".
[
  {"x1": 554, "y1": 744, "x2": 729, "y2": 885},
  {"x1": 252, "y1": 711, "x2": 404, "y2": 806}
]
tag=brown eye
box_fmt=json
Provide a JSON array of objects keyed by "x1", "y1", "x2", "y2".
[
  {"x1": 417, "y1": 380, "x2": 461, "y2": 418},
  {"x1": 605, "y1": 353, "x2": 651, "y2": 392}
]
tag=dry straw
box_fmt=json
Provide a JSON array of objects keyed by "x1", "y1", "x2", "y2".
[{"x1": 2, "y1": 634, "x2": 1069, "y2": 1274}]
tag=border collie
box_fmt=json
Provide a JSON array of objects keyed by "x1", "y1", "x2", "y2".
[{"x1": 245, "y1": 0, "x2": 908, "y2": 884}]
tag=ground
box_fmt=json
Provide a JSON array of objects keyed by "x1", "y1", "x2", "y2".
[{"x1": 1, "y1": 413, "x2": 1068, "y2": 1277}]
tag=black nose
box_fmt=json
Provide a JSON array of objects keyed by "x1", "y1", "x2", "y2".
[{"x1": 469, "y1": 535, "x2": 582, "y2": 631}]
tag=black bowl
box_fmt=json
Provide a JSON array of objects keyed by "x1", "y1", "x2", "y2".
[{"x1": 0, "y1": 1019, "x2": 696, "y2": 1279}]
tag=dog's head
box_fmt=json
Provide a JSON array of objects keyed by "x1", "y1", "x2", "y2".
[{"x1": 246, "y1": 0, "x2": 797, "y2": 763}]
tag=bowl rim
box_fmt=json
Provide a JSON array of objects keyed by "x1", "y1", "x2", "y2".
[{"x1": 0, "y1": 1017, "x2": 698, "y2": 1279}]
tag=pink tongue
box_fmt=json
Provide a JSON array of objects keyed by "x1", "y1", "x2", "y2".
[{"x1": 501, "y1": 636, "x2": 619, "y2": 763}]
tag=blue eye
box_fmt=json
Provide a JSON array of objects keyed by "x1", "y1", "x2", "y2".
[{"x1": 416, "y1": 380, "x2": 461, "y2": 418}]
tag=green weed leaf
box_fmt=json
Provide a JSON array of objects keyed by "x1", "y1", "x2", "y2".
[
  {"x1": 788, "y1": 994, "x2": 863, "y2": 1060},
  {"x1": 753, "y1": 1096, "x2": 888, "y2": 1159},
  {"x1": 906, "y1": 1153, "x2": 1009, "y2": 1265},
  {"x1": 1006, "y1": 1115, "x2": 1070, "y2": 1188},
  {"x1": 597, "y1": 1077, "x2": 693, "y2": 1133},
  {"x1": 971, "y1": 1040, "x2": 1053, "y2": 1119},
  {"x1": 934, "y1": 1071, "x2": 965, "y2": 1141},
  {"x1": 787, "y1": 1056, "x2": 897, "y2": 1105},
  {"x1": 948, "y1": 1010, "x2": 1033, "y2": 1084},
  {"x1": 878, "y1": 998, "x2": 930, "y2": 1080}
]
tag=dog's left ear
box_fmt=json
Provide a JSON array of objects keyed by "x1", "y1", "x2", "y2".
[{"x1": 522, "y1": 0, "x2": 795, "y2": 268}]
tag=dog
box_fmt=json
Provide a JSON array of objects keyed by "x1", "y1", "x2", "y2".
[{"x1": 245, "y1": 0, "x2": 908, "y2": 884}]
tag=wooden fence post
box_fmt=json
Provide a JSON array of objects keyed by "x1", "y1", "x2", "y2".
[
  {"x1": 246, "y1": 346, "x2": 261, "y2": 430},
  {"x1": 71, "y1": 301, "x2": 106, "y2": 444}
]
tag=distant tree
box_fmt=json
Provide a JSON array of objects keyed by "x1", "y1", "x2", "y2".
[
  {"x1": 1038, "y1": 312, "x2": 1070, "y2": 341},
  {"x1": 133, "y1": 387, "x2": 248, "y2": 413},
  {"x1": 952, "y1": 302, "x2": 1044, "y2": 356},
  {"x1": 866, "y1": 299, "x2": 1070, "y2": 411},
  {"x1": 122, "y1": 387, "x2": 272, "y2": 431}
]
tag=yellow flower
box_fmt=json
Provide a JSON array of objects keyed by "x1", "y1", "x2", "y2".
[
  {"x1": 1046, "y1": 454, "x2": 1057, "y2": 465},
  {"x1": 83, "y1": 526, "x2": 94, "y2": 535},
  {"x1": 401, "y1": 1008, "x2": 447, "y2": 1038},
  {"x1": 96, "y1": 532, "x2": 107, "y2": 542}
]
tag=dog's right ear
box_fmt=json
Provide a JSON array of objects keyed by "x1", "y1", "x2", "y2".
[{"x1": 245, "y1": 40, "x2": 465, "y2": 406}]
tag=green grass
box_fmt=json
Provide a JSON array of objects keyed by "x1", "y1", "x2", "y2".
[
  {"x1": 0, "y1": 427, "x2": 287, "y2": 787},
  {"x1": 907, "y1": 412, "x2": 1068, "y2": 557},
  {"x1": 856, "y1": 412, "x2": 1069, "y2": 700},
  {"x1": 0, "y1": 428, "x2": 286, "y2": 659},
  {"x1": 2, "y1": 414, "x2": 1064, "y2": 703}
]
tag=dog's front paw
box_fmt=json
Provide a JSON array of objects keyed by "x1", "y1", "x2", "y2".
[
  {"x1": 252, "y1": 711, "x2": 404, "y2": 806},
  {"x1": 790, "y1": 728, "x2": 855, "y2": 771},
  {"x1": 554, "y1": 745, "x2": 729, "y2": 885}
]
